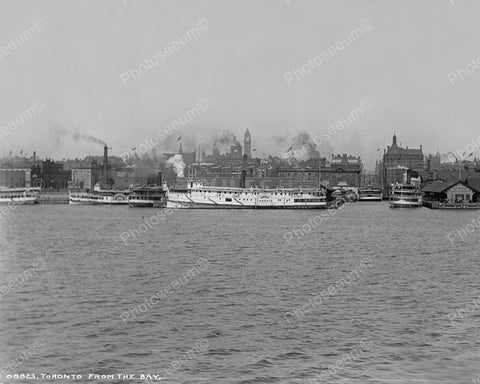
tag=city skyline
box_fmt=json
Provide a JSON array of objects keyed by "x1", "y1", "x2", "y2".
[{"x1": 1, "y1": 1, "x2": 480, "y2": 170}]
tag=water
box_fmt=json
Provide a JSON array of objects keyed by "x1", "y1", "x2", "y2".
[{"x1": 1, "y1": 203, "x2": 480, "y2": 384}]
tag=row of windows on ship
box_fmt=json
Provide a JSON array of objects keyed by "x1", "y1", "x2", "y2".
[{"x1": 192, "y1": 190, "x2": 318, "y2": 196}]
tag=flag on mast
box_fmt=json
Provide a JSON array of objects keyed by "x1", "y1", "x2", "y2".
[{"x1": 177, "y1": 136, "x2": 181, "y2": 141}]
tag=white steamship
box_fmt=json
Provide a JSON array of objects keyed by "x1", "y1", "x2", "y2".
[
  {"x1": 69, "y1": 184, "x2": 130, "y2": 205},
  {"x1": 167, "y1": 181, "x2": 327, "y2": 209},
  {"x1": 0, "y1": 187, "x2": 40, "y2": 204}
]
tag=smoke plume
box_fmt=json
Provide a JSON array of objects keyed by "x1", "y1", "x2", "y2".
[
  {"x1": 72, "y1": 131, "x2": 106, "y2": 146},
  {"x1": 51, "y1": 126, "x2": 106, "y2": 147},
  {"x1": 215, "y1": 130, "x2": 239, "y2": 145},
  {"x1": 166, "y1": 154, "x2": 186, "y2": 177},
  {"x1": 288, "y1": 130, "x2": 321, "y2": 160}
]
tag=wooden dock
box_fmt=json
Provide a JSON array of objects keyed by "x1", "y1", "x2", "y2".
[{"x1": 39, "y1": 192, "x2": 69, "y2": 204}]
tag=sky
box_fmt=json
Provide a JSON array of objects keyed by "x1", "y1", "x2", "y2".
[{"x1": 0, "y1": 0, "x2": 479, "y2": 170}]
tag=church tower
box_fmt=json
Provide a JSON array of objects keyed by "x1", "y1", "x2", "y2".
[{"x1": 244, "y1": 128, "x2": 252, "y2": 158}]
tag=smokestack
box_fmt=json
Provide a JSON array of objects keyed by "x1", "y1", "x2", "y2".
[
  {"x1": 103, "y1": 145, "x2": 108, "y2": 189},
  {"x1": 239, "y1": 154, "x2": 247, "y2": 188},
  {"x1": 157, "y1": 171, "x2": 163, "y2": 186},
  {"x1": 33, "y1": 151, "x2": 36, "y2": 164}
]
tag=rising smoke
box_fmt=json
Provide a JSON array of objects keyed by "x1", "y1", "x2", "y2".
[
  {"x1": 215, "y1": 129, "x2": 239, "y2": 145},
  {"x1": 288, "y1": 131, "x2": 321, "y2": 160},
  {"x1": 72, "y1": 131, "x2": 106, "y2": 146},
  {"x1": 51, "y1": 126, "x2": 106, "y2": 147},
  {"x1": 166, "y1": 154, "x2": 186, "y2": 177}
]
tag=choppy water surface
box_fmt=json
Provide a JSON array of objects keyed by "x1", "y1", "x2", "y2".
[{"x1": 1, "y1": 203, "x2": 480, "y2": 384}]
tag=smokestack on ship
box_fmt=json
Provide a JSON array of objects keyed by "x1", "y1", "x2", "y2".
[
  {"x1": 239, "y1": 154, "x2": 247, "y2": 188},
  {"x1": 103, "y1": 145, "x2": 109, "y2": 189}
]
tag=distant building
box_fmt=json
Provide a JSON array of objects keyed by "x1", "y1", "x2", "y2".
[
  {"x1": 423, "y1": 180, "x2": 480, "y2": 203},
  {"x1": 227, "y1": 141, "x2": 242, "y2": 159},
  {"x1": 0, "y1": 168, "x2": 31, "y2": 188},
  {"x1": 272, "y1": 160, "x2": 327, "y2": 188},
  {"x1": 164, "y1": 142, "x2": 196, "y2": 164},
  {"x1": 244, "y1": 128, "x2": 252, "y2": 158},
  {"x1": 383, "y1": 134, "x2": 424, "y2": 170},
  {"x1": 31, "y1": 159, "x2": 71, "y2": 189},
  {"x1": 70, "y1": 160, "x2": 102, "y2": 190},
  {"x1": 112, "y1": 166, "x2": 147, "y2": 189},
  {"x1": 425, "y1": 152, "x2": 441, "y2": 171},
  {"x1": 382, "y1": 134, "x2": 424, "y2": 190},
  {"x1": 321, "y1": 154, "x2": 362, "y2": 187}
]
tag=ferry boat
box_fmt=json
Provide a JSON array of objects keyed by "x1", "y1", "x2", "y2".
[
  {"x1": 69, "y1": 189, "x2": 130, "y2": 205},
  {"x1": 0, "y1": 187, "x2": 40, "y2": 204},
  {"x1": 167, "y1": 181, "x2": 327, "y2": 209},
  {"x1": 128, "y1": 185, "x2": 168, "y2": 208},
  {"x1": 358, "y1": 188, "x2": 383, "y2": 201},
  {"x1": 389, "y1": 183, "x2": 423, "y2": 208}
]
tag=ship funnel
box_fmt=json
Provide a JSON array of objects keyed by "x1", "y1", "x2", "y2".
[
  {"x1": 157, "y1": 171, "x2": 163, "y2": 186},
  {"x1": 103, "y1": 145, "x2": 109, "y2": 189},
  {"x1": 239, "y1": 154, "x2": 247, "y2": 188}
]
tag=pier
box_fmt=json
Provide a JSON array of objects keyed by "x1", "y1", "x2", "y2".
[{"x1": 38, "y1": 191, "x2": 69, "y2": 204}]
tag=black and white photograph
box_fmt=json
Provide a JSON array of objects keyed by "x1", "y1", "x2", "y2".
[{"x1": 1, "y1": 0, "x2": 480, "y2": 383}]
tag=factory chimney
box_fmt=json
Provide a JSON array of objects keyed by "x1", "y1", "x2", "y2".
[{"x1": 103, "y1": 145, "x2": 109, "y2": 189}]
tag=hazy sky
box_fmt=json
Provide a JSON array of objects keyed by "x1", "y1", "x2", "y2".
[{"x1": 1, "y1": 0, "x2": 479, "y2": 169}]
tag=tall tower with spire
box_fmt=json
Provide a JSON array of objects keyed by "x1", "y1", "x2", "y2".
[
  {"x1": 391, "y1": 133, "x2": 398, "y2": 148},
  {"x1": 244, "y1": 128, "x2": 251, "y2": 158}
]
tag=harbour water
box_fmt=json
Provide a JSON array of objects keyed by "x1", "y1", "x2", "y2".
[{"x1": 1, "y1": 203, "x2": 480, "y2": 383}]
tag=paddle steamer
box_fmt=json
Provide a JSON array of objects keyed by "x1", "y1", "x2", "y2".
[
  {"x1": 389, "y1": 183, "x2": 423, "y2": 208},
  {"x1": 358, "y1": 188, "x2": 383, "y2": 201},
  {"x1": 128, "y1": 185, "x2": 168, "y2": 208},
  {"x1": 69, "y1": 184, "x2": 130, "y2": 205},
  {"x1": 0, "y1": 187, "x2": 40, "y2": 204},
  {"x1": 167, "y1": 181, "x2": 327, "y2": 209}
]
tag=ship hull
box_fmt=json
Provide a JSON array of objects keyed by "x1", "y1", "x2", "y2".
[
  {"x1": 167, "y1": 193, "x2": 327, "y2": 209},
  {"x1": 166, "y1": 200, "x2": 327, "y2": 209},
  {"x1": 358, "y1": 196, "x2": 383, "y2": 202},
  {"x1": 128, "y1": 200, "x2": 167, "y2": 208},
  {"x1": 69, "y1": 199, "x2": 101, "y2": 205},
  {"x1": 0, "y1": 188, "x2": 40, "y2": 204},
  {"x1": 389, "y1": 199, "x2": 423, "y2": 208},
  {"x1": 69, "y1": 191, "x2": 129, "y2": 205},
  {"x1": 0, "y1": 197, "x2": 38, "y2": 204},
  {"x1": 128, "y1": 185, "x2": 167, "y2": 208}
]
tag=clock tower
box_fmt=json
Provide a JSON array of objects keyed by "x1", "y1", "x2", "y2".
[{"x1": 244, "y1": 128, "x2": 251, "y2": 158}]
